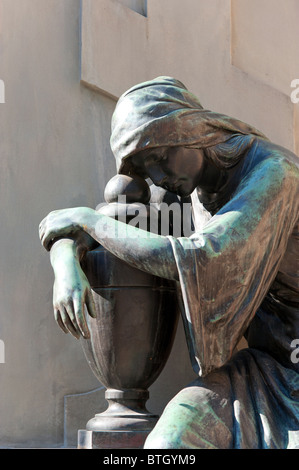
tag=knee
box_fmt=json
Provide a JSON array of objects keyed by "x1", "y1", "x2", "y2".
[
  {"x1": 143, "y1": 411, "x2": 187, "y2": 449},
  {"x1": 144, "y1": 431, "x2": 178, "y2": 449},
  {"x1": 144, "y1": 382, "x2": 233, "y2": 450}
]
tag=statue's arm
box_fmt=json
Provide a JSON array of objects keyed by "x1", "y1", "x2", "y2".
[
  {"x1": 39, "y1": 208, "x2": 179, "y2": 281},
  {"x1": 92, "y1": 213, "x2": 179, "y2": 281}
]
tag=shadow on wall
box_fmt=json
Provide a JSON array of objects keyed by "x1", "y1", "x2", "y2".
[{"x1": 117, "y1": 0, "x2": 147, "y2": 16}]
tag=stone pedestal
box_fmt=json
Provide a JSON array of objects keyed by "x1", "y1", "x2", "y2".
[
  {"x1": 78, "y1": 429, "x2": 150, "y2": 449},
  {"x1": 77, "y1": 388, "x2": 158, "y2": 449}
]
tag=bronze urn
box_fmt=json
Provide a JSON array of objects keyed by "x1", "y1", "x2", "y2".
[{"x1": 78, "y1": 175, "x2": 179, "y2": 449}]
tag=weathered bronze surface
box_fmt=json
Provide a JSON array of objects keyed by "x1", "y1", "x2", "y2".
[
  {"x1": 80, "y1": 236, "x2": 179, "y2": 438},
  {"x1": 39, "y1": 77, "x2": 299, "y2": 449},
  {"x1": 104, "y1": 174, "x2": 151, "y2": 204}
]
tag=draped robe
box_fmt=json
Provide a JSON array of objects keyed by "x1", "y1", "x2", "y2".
[
  {"x1": 156, "y1": 139, "x2": 299, "y2": 449},
  {"x1": 110, "y1": 77, "x2": 299, "y2": 448}
]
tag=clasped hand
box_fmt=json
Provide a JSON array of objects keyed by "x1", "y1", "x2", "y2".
[{"x1": 39, "y1": 207, "x2": 95, "y2": 250}]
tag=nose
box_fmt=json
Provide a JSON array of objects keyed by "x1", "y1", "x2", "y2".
[{"x1": 147, "y1": 168, "x2": 168, "y2": 188}]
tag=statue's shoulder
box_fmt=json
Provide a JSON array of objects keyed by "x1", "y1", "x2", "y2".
[{"x1": 251, "y1": 139, "x2": 299, "y2": 186}]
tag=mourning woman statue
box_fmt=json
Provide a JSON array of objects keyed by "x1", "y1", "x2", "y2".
[{"x1": 39, "y1": 77, "x2": 299, "y2": 449}]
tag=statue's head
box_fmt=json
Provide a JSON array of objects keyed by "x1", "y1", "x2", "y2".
[
  {"x1": 110, "y1": 76, "x2": 267, "y2": 194},
  {"x1": 130, "y1": 145, "x2": 205, "y2": 198}
]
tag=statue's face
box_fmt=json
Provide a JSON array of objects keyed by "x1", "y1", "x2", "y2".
[{"x1": 131, "y1": 146, "x2": 205, "y2": 197}]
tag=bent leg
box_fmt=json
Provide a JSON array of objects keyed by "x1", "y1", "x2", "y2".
[{"x1": 144, "y1": 369, "x2": 233, "y2": 449}]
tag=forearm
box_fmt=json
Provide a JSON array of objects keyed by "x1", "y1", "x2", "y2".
[
  {"x1": 40, "y1": 207, "x2": 179, "y2": 280},
  {"x1": 50, "y1": 238, "x2": 81, "y2": 276},
  {"x1": 82, "y1": 212, "x2": 179, "y2": 281}
]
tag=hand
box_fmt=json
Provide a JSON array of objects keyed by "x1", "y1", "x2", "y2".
[
  {"x1": 52, "y1": 255, "x2": 97, "y2": 340},
  {"x1": 50, "y1": 239, "x2": 97, "y2": 339},
  {"x1": 39, "y1": 207, "x2": 95, "y2": 250}
]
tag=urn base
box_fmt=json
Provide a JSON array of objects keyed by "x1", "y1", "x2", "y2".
[
  {"x1": 77, "y1": 429, "x2": 151, "y2": 449},
  {"x1": 77, "y1": 388, "x2": 158, "y2": 449}
]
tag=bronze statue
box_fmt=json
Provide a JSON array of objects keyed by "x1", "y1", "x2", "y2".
[{"x1": 39, "y1": 77, "x2": 299, "y2": 449}]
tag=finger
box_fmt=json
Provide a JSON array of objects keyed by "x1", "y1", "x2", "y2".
[
  {"x1": 40, "y1": 231, "x2": 49, "y2": 250},
  {"x1": 39, "y1": 217, "x2": 46, "y2": 232},
  {"x1": 85, "y1": 290, "x2": 97, "y2": 319},
  {"x1": 60, "y1": 306, "x2": 80, "y2": 339},
  {"x1": 39, "y1": 222, "x2": 45, "y2": 240},
  {"x1": 73, "y1": 296, "x2": 90, "y2": 339},
  {"x1": 54, "y1": 308, "x2": 69, "y2": 334},
  {"x1": 41, "y1": 231, "x2": 53, "y2": 250},
  {"x1": 64, "y1": 301, "x2": 83, "y2": 336},
  {"x1": 38, "y1": 218, "x2": 48, "y2": 240},
  {"x1": 41, "y1": 232, "x2": 55, "y2": 251}
]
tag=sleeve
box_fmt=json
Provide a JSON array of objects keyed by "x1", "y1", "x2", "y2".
[{"x1": 168, "y1": 156, "x2": 299, "y2": 376}]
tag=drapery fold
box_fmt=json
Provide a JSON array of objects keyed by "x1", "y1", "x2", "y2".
[{"x1": 168, "y1": 149, "x2": 299, "y2": 376}]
